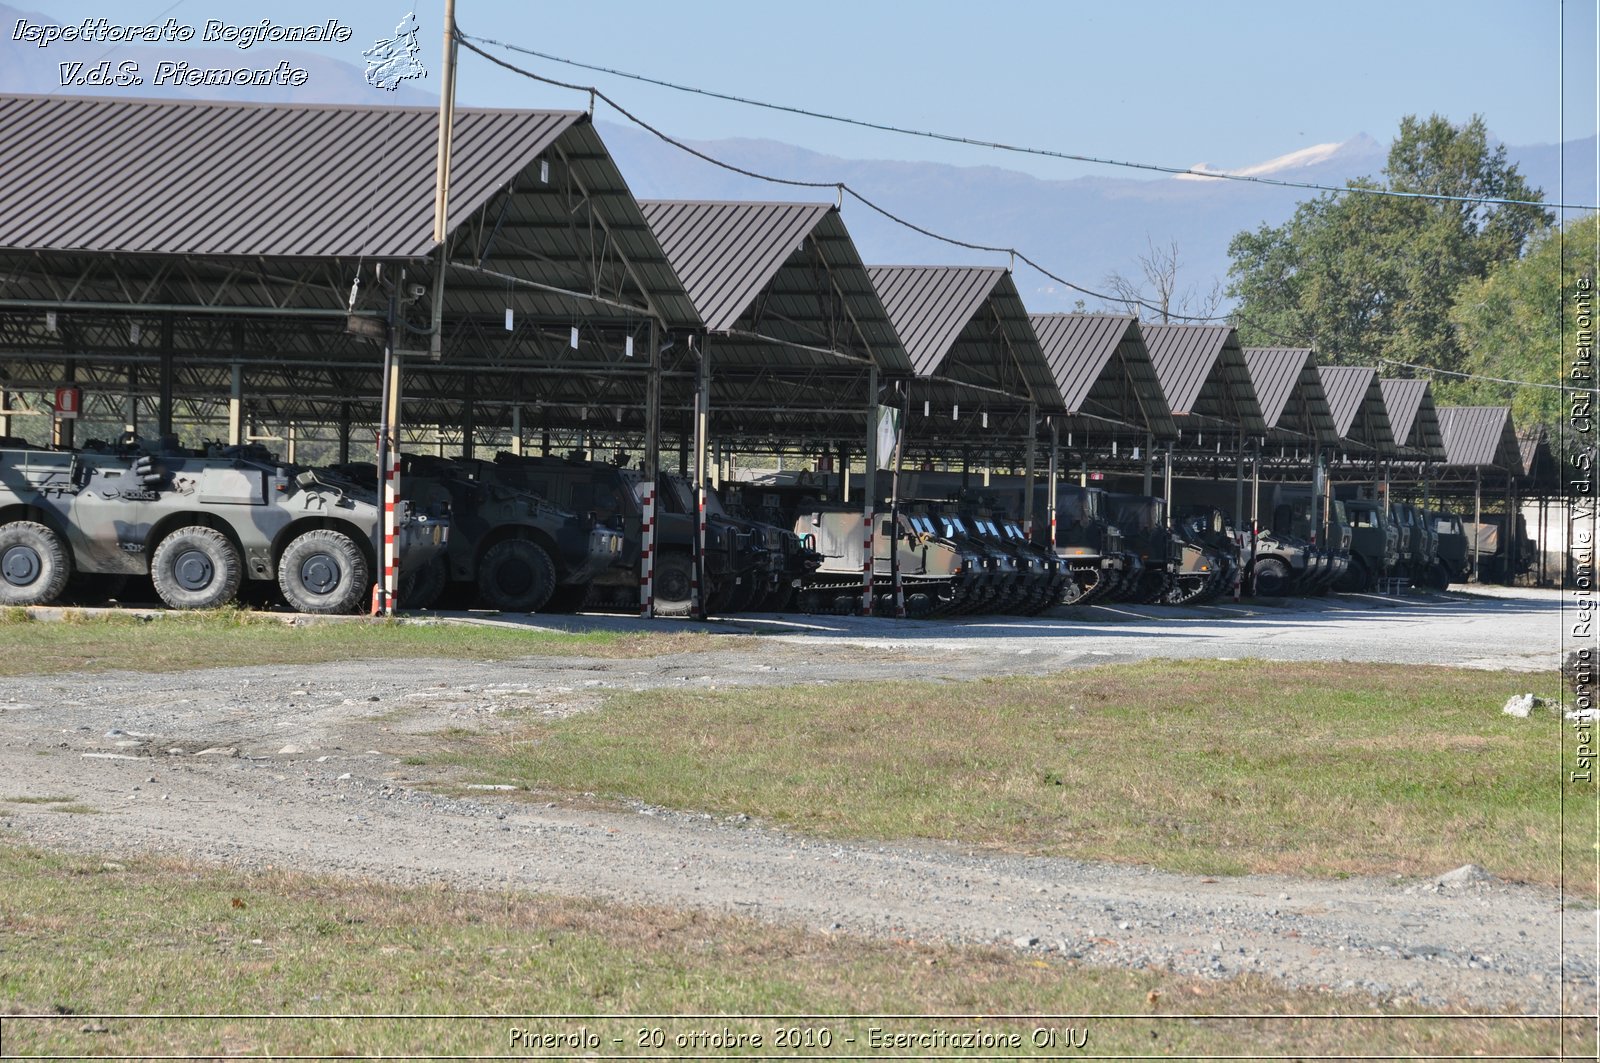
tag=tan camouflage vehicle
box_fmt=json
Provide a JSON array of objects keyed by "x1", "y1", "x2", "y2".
[{"x1": 0, "y1": 438, "x2": 447, "y2": 613}]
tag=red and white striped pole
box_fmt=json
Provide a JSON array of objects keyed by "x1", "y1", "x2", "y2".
[
  {"x1": 639, "y1": 482, "x2": 656, "y2": 618},
  {"x1": 861, "y1": 505, "x2": 874, "y2": 616},
  {"x1": 382, "y1": 448, "x2": 400, "y2": 615}
]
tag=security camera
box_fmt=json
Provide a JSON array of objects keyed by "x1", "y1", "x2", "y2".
[{"x1": 407, "y1": 284, "x2": 427, "y2": 301}]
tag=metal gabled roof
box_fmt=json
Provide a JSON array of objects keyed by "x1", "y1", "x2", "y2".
[
  {"x1": 0, "y1": 93, "x2": 578, "y2": 258},
  {"x1": 640, "y1": 201, "x2": 828, "y2": 332},
  {"x1": 869, "y1": 266, "x2": 1060, "y2": 409},
  {"x1": 1438, "y1": 406, "x2": 1522, "y2": 470},
  {"x1": 1317, "y1": 366, "x2": 1396, "y2": 452},
  {"x1": 1029, "y1": 313, "x2": 1176, "y2": 437},
  {"x1": 1242, "y1": 347, "x2": 1338, "y2": 443},
  {"x1": 1139, "y1": 323, "x2": 1266, "y2": 435},
  {"x1": 638, "y1": 200, "x2": 907, "y2": 372},
  {"x1": 1378, "y1": 378, "x2": 1446, "y2": 461}
]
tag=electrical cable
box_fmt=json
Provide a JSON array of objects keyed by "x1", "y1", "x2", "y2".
[
  {"x1": 456, "y1": 32, "x2": 1306, "y2": 337},
  {"x1": 1377, "y1": 358, "x2": 1568, "y2": 392},
  {"x1": 466, "y1": 34, "x2": 1599, "y2": 213}
]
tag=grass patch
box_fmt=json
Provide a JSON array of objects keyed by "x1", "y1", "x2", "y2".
[
  {"x1": 1, "y1": 796, "x2": 78, "y2": 805},
  {"x1": 0, "y1": 843, "x2": 1580, "y2": 1058},
  {"x1": 443, "y1": 659, "x2": 1585, "y2": 887},
  {"x1": 0, "y1": 610, "x2": 711, "y2": 676}
]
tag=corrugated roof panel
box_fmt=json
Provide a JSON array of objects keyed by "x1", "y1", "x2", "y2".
[
  {"x1": 868, "y1": 265, "x2": 1004, "y2": 377},
  {"x1": 1241, "y1": 348, "x2": 1303, "y2": 429},
  {"x1": 0, "y1": 93, "x2": 581, "y2": 258},
  {"x1": 1438, "y1": 406, "x2": 1520, "y2": 470},
  {"x1": 1140, "y1": 324, "x2": 1265, "y2": 434},
  {"x1": 1377, "y1": 378, "x2": 1445, "y2": 460},
  {"x1": 639, "y1": 201, "x2": 829, "y2": 332},
  {"x1": 1028, "y1": 313, "x2": 1175, "y2": 435},
  {"x1": 1317, "y1": 366, "x2": 1369, "y2": 438}
]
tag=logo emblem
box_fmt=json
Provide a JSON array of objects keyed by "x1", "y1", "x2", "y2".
[{"x1": 363, "y1": 12, "x2": 427, "y2": 91}]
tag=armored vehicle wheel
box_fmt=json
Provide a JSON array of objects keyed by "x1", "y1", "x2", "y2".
[
  {"x1": 653, "y1": 552, "x2": 693, "y2": 617},
  {"x1": 151, "y1": 526, "x2": 242, "y2": 610},
  {"x1": 0, "y1": 520, "x2": 71, "y2": 606},
  {"x1": 400, "y1": 555, "x2": 448, "y2": 611},
  {"x1": 542, "y1": 583, "x2": 591, "y2": 614},
  {"x1": 478, "y1": 539, "x2": 556, "y2": 612},
  {"x1": 1253, "y1": 557, "x2": 1292, "y2": 597},
  {"x1": 1335, "y1": 556, "x2": 1369, "y2": 594},
  {"x1": 277, "y1": 529, "x2": 367, "y2": 614}
]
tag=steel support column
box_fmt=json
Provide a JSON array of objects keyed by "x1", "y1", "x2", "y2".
[
  {"x1": 1472, "y1": 469, "x2": 1482, "y2": 582},
  {"x1": 1142, "y1": 433, "x2": 1154, "y2": 495},
  {"x1": 1022, "y1": 402, "x2": 1038, "y2": 538},
  {"x1": 691, "y1": 338, "x2": 710, "y2": 620},
  {"x1": 158, "y1": 315, "x2": 174, "y2": 437},
  {"x1": 639, "y1": 318, "x2": 661, "y2": 618},
  {"x1": 860, "y1": 365, "x2": 878, "y2": 616},
  {"x1": 1046, "y1": 419, "x2": 1059, "y2": 549},
  {"x1": 227, "y1": 364, "x2": 244, "y2": 446}
]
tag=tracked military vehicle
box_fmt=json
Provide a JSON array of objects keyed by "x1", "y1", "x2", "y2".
[
  {"x1": 0, "y1": 439, "x2": 447, "y2": 612},
  {"x1": 718, "y1": 482, "x2": 824, "y2": 612},
  {"x1": 790, "y1": 503, "x2": 984, "y2": 616},
  {"x1": 1106, "y1": 494, "x2": 1181, "y2": 603},
  {"x1": 1168, "y1": 506, "x2": 1240, "y2": 605},
  {"x1": 328, "y1": 456, "x2": 623, "y2": 612}
]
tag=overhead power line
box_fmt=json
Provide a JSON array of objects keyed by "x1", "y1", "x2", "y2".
[
  {"x1": 456, "y1": 31, "x2": 1318, "y2": 342},
  {"x1": 1377, "y1": 358, "x2": 1571, "y2": 392},
  {"x1": 467, "y1": 34, "x2": 1599, "y2": 213}
]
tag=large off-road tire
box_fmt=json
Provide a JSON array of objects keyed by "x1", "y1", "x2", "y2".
[
  {"x1": 277, "y1": 528, "x2": 367, "y2": 614},
  {"x1": 653, "y1": 552, "x2": 694, "y2": 617},
  {"x1": 1334, "y1": 556, "x2": 1369, "y2": 594},
  {"x1": 1253, "y1": 557, "x2": 1292, "y2": 597},
  {"x1": 151, "y1": 526, "x2": 242, "y2": 610},
  {"x1": 477, "y1": 539, "x2": 557, "y2": 612},
  {"x1": 0, "y1": 520, "x2": 72, "y2": 606},
  {"x1": 541, "y1": 583, "x2": 592, "y2": 615},
  {"x1": 399, "y1": 555, "x2": 448, "y2": 611}
]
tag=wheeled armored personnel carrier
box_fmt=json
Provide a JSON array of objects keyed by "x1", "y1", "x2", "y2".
[
  {"x1": 328, "y1": 456, "x2": 623, "y2": 612},
  {"x1": 0, "y1": 439, "x2": 447, "y2": 612}
]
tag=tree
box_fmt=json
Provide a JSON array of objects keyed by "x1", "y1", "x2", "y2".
[
  {"x1": 1103, "y1": 237, "x2": 1223, "y2": 322},
  {"x1": 1226, "y1": 114, "x2": 1553, "y2": 374},
  {"x1": 1450, "y1": 214, "x2": 1598, "y2": 436}
]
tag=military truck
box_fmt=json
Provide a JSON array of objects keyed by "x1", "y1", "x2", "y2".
[
  {"x1": 1037, "y1": 484, "x2": 1138, "y2": 604},
  {"x1": 328, "y1": 456, "x2": 623, "y2": 612},
  {"x1": 1463, "y1": 513, "x2": 1535, "y2": 585},
  {"x1": 0, "y1": 439, "x2": 447, "y2": 612},
  {"x1": 1338, "y1": 499, "x2": 1398, "y2": 592},
  {"x1": 1426, "y1": 509, "x2": 1470, "y2": 588}
]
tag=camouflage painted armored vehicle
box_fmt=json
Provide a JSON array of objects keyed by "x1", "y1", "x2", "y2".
[
  {"x1": 790, "y1": 504, "x2": 983, "y2": 616},
  {"x1": 657, "y1": 474, "x2": 768, "y2": 613},
  {"x1": 718, "y1": 482, "x2": 823, "y2": 612},
  {"x1": 329, "y1": 456, "x2": 623, "y2": 612},
  {"x1": 1250, "y1": 501, "x2": 1313, "y2": 596},
  {"x1": 0, "y1": 440, "x2": 447, "y2": 612},
  {"x1": 936, "y1": 492, "x2": 1069, "y2": 614},
  {"x1": 487, "y1": 453, "x2": 759, "y2": 617},
  {"x1": 1167, "y1": 506, "x2": 1240, "y2": 605},
  {"x1": 1106, "y1": 494, "x2": 1181, "y2": 603},
  {"x1": 905, "y1": 502, "x2": 1015, "y2": 613},
  {"x1": 1028, "y1": 483, "x2": 1137, "y2": 605}
]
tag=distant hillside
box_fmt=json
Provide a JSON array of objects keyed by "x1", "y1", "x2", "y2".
[{"x1": 598, "y1": 122, "x2": 1599, "y2": 314}]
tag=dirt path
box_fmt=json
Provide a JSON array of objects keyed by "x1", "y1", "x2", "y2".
[{"x1": 2, "y1": 596, "x2": 1591, "y2": 1015}]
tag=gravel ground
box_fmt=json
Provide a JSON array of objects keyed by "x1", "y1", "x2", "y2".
[{"x1": 1, "y1": 587, "x2": 1591, "y2": 1014}]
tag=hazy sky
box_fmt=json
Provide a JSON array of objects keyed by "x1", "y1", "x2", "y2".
[{"x1": 9, "y1": 0, "x2": 1599, "y2": 181}]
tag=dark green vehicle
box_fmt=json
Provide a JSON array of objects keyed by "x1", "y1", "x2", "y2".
[
  {"x1": 330, "y1": 455, "x2": 624, "y2": 612},
  {"x1": 0, "y1": 438, "x2": 447, "y2": 613},
  {"x1": 1338, "y1": 499, "x2": 1398, "y2": 592}
]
